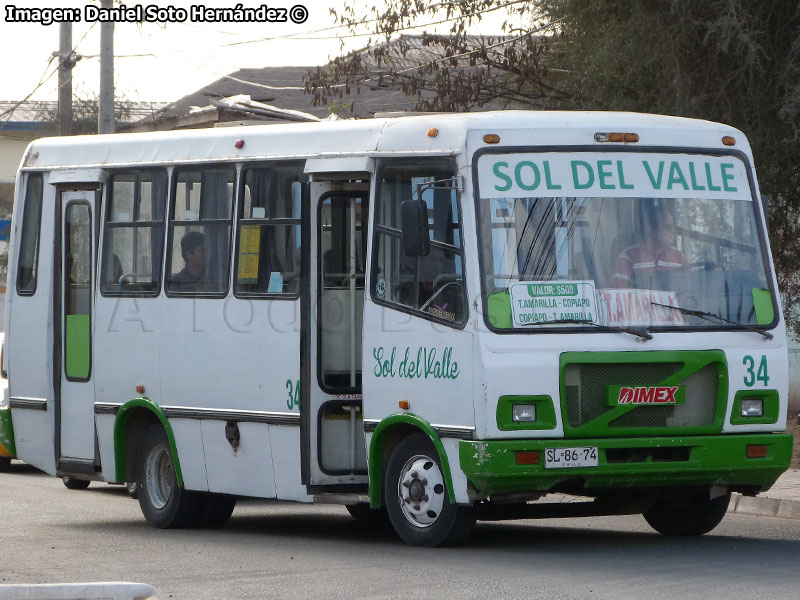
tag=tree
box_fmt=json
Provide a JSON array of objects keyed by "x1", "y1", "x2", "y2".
[
  {"x1": 41, "y1": 91, "x2": 134, "y2": 136},
  {"x1": 305, "y1": 0, "x2": 800, "y2": 335},
  {"x1": 305, "y1": 1, "x2": 570, "y2": 111}
]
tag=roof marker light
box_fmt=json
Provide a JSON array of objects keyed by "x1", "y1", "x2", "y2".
[
  {"x1": 722, "y1": 136, "x2": 736, "y2": 146},
  {"x1": 427, "y1": 128, "x2": 439, "y2": 138},
  {"x1": 483, "y1": 134, "x2": 501, "y2": 144},
  {"x1": 234, "y1": 139, "x2": 245, "y2": 149},
  {"x1": 595, "y1": 132, "x2": 639, "y2": 143}
]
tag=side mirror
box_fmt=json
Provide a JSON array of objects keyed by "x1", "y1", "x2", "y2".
[{"x1": 400, "y1": 200, "x2": 430, "y2": 257}]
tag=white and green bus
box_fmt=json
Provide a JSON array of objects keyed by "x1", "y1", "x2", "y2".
[{"x1": 1, "y1": 111, "x2": 792, "y2": 546}]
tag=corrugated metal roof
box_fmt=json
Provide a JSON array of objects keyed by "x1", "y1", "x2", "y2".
[{"x1": 0, "y1": 100, "x2": 168, "y2": 131}]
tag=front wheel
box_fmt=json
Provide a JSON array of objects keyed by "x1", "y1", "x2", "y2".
[
  {"x1": 136, "y1": 424, "x2": 202, "y2": 528},
  {"x1": 384, "y1": 433, "x2": 474, "y2": 547},
  {"x1": 0, "y1": 457, "x2": 10, "y2": 472},
  {"x1": 643, "y1": 490, "x2": 731, "y2": 536}
]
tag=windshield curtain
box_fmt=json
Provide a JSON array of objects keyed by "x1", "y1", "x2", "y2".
[{"x1": 476, "y1": 152, "x2": 774, "y2": 331}]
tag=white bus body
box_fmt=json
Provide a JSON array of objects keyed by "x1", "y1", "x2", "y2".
[{"x1": 2, "y1": 111, "x2": 792, "y2": 545}]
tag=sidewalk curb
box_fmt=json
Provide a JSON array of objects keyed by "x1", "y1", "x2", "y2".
[{"x1": 729, "y1": 493, "x2": 800, "y2": 520}]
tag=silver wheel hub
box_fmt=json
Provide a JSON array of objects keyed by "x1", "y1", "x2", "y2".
[
  {"x1": 144, "y1": 445, "x2": 174, "y2": 510},
  {"x1": 398, "y1": 455, "x2": 446, "y2": 528}
]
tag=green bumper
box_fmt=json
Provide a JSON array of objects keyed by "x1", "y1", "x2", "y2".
[
  {"x1": 0, "y1": 406, "x2": 15, "y2": 459},
  {"x1": 459, "y1": 433, "x2": 793, "y2": 497}
]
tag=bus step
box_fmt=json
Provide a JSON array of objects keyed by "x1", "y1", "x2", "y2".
[{"x1": 314, "y1": 493, "x2": 370, "y2": 505}]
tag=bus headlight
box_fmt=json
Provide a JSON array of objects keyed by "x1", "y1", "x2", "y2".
[
  {"x1": 512, "y1": 404, "x2": 537, "y2": 422},
  {"x1": 740, "y1": 398, "x2": 764, "y2": 418}
]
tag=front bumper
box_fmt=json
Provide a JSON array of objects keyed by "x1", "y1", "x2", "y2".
[
  {"x1": 459, "y1": 433, "x2": 793, "y2": 498},
  {"x1": 0, "y1": 407, "x2": 16, "y2": 458}
]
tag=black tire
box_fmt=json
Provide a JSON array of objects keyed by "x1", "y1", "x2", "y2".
[
  {"x1": 62, "y1": 476, "x2": 91, "y2": 490},
  {"x1": 345, "y1": 503, "x2": 392, "y2": 529},
  {"x1": 384, "y1": 433, "x2": 475, "y2": 547},
  {"x1": 198, "y1": 493, "x2": 237, "y2": 527},
  {"x1": 0, "y1": 457, "x2": 10, "y2": 472},
  {"x1": 643, "y1": 490, "x2": 731, "y2": 536},
  {"x1": 136, "y1": 424, "x2": 202, "y2": 528}
]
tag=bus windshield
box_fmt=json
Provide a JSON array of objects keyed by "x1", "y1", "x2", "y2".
[{"x1": 476, "y1": 151, "x2": 775, "y2": 331}]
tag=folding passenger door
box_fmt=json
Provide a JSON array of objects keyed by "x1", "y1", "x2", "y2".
[
  {"x1": 56, "y1": 188, "x2": 98, "y2": 470},
  {"x1": 301, "y1": 181, "x2": 371, "y2": 488}
]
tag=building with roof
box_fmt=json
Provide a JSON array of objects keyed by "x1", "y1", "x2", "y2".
[{"x1": 120, "y1": 35, "x2": 536, "y2": 132}]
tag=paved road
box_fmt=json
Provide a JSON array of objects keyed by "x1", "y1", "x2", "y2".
[{"x1": 2, "y1": 461, "x2": 800, "y2": 600}]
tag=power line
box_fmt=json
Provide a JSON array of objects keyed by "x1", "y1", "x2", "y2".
[{"x1": 1, "y1": 22, "x2": 98, "y2": 127}]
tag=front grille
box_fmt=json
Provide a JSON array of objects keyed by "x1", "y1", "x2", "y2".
[
  {"x1": 564, "y1": 362, "x2": 682, "y2": 427},
  {"x1": 563, "y1": 358, "x2": 720, "y2": 432}
]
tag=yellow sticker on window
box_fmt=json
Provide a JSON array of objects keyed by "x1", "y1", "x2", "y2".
[{"x1": 238, "y1": 225, "x2": 261, "y2": 283}]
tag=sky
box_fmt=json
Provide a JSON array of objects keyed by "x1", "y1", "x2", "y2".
[{"x1": 2, "y1": 0, "x2": 514, "y2": 105}]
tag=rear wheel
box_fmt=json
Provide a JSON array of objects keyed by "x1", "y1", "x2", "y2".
[
  {"x1": 0, "y1": 457, "x2": 10, "y2": 472},
  {"x1": 198, "y1": 493, "x2": 237, "y2": 527},
  {"x1": 643, "y1": 490, "x2": 731, "y2": 536},
  {"x1": 384, "y1": 433, "x2": 474, "y2": 547},
  {"x1": 62, "y1": 476, "x2": 91, "y2": 490},
  {"x1": 136, "y1": 424, "x2": 202, "y2": 528}
]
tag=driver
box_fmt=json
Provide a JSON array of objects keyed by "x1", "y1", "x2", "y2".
[{"x1": 612, "y1": 207, "x2": 687, "y2": 288}]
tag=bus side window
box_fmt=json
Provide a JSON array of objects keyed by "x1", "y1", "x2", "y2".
[
  {"x1": 372, "y1": 160, "x2": 467, "y2": 326},
  {"x1": 100, "y1": 170, "x2": 167, "y2": 295},
  {"x1": 234, "y1": 164, "x2": 304, "y2": 297},
  {"x1": 16, "y1": 173, "x2": 44, "y2": 295},
  {"x1": 166, "y1": 167, "x2": 235, "y2": 296}
]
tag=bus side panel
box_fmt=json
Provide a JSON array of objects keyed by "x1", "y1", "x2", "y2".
[
  {"x1": 268, "y1": 425, "x2": 311, "y2": 502},
  {"x1": 7, "y1": 177, "x2": 57, "y2": 474},
  {"x1": 96, "y1": 413, "x2": 116, "y2": 481},
  {"x1": 201, "y1": 420, "x2": 276, "y2": 497},
  {"x1": 170, "y1": 419, "x2": 208, "y2": 491},
  {"x1": 361, "y1": 300, "x2": 475, "y2": 499},
  {"x1": 159, "y1": 298, "x2": 300, "y2": 498},
  {"x1": 94, "y1": 295, "x2": 163, "y2": 481}
]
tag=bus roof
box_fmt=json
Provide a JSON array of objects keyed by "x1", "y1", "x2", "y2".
[{"x1": 20, "y1": 110, "x2": 749, "y2": 172}]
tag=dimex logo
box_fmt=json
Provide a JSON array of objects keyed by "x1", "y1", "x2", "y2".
[
  {"x1": 606, "y1": 385, "x2": 685, "y2": 406},
  {"x1": 619, "y1": 386, "x2": 678, "y2": 405}
]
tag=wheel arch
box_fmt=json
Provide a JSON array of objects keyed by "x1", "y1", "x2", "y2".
[
  {"x1": 368, "y1": 414, "x2": 455, "y2": 508},
  {"x1": 113, "y1": 398, "x2": 183, "y2": 487}
]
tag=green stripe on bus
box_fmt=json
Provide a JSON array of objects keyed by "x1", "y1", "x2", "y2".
[{"x1": 0, "y1": 407, "x2": 15, "y2": 457}]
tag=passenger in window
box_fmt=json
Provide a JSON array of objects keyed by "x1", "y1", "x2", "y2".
[
  {"x1": 172, "y1": 231, "x2": 206, "y2": 291},
  {"x1": 612, "y1": 207, "x2": 686, "y2": 288}
]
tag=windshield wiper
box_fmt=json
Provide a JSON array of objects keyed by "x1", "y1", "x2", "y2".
[
  {"x1": 520, "y1": 318, "x2": 653, "y2": 341},
  {"x1": 650, "y1": 302, "x2": 773, "y2": 340}
]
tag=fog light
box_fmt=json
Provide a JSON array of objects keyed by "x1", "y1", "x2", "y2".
[
  {"x1": 512, "y1": 404, "x2": 537, "y2": 422},
  {"x1": 741, "y1": 398, "x2": 764, "y2": 417}
]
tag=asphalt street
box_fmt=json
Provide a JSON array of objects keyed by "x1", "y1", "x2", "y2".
[{"x1": 2, "y1": 461, "x2": 800, "y2": 600}]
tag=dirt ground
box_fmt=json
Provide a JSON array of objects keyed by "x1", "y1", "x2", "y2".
[{"x1": 787, "y1": 418, "x2": 800, "y2": 469}]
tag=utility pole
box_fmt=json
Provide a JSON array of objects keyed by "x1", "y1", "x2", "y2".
[
  {"x1": 57, "y1": 23, "x2": 73, "y2": 136},
  {"x1": 98, "y1": 0, "x2": 115, "y2": 134}
]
